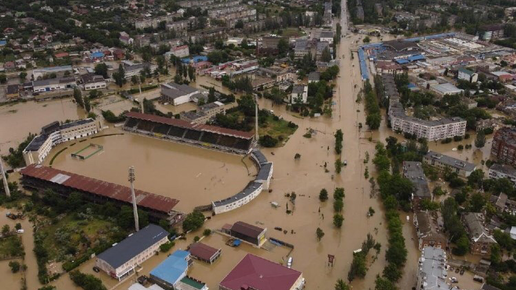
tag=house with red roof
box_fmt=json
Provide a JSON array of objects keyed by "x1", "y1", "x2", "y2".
[{"x1": 219, "y1": 254, "x2": 305, "y2": 290}]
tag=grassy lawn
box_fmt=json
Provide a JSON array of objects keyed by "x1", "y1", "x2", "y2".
[
  {"x1": 282, "y1": 27, "x2": 304, "y2": 37},
  {"x1": 0, "y1": 235, "x2": 24, "y2": 259},
  {"x1": 40, "y1": 214, "x2": 120, "y2": 263},
  {"x1": 259, "y1": 115, "x2": 298, "y2": 146}
]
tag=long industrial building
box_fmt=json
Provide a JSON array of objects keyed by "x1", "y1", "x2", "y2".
[
  {"x1": 383, "y1": 74, "x2": 466, "y2": 141},
  {"x1": 20, "y1": 164, "x2": 182, "y2": 224},
  {"x1": 123, "y1": 112, "x2": 254, "y2": 154}
]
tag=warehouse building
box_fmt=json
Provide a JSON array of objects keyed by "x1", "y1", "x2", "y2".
[
  {"x1": 96, "y1": 224, "x2": 169, "y2": 280},
  {"x1": 150, "y1": 250, "x2": 192, "y2": 289},
  {"x1": 219, "y1": 254, "x2": 305, "y2": 290},
  {"x1": 230, "y1": 221, "x2": 267, "y2": 247},
  {"x1": 188, "y1": 242, "x2": 221, "y2": 264}
]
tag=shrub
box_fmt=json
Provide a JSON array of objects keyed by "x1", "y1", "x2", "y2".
[
  {"x1": 160, "y1": 241, "x2": 175, "y2": 253},
  {"x1": 9, "y1": 261, "x2": 20, "y2": 273},
  {"x1": 319, "y1": 189, "x2": 328, "y2": 202}
]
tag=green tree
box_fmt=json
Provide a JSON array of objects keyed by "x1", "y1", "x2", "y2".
[
  {"x1": 182, "y1": 211, "x2": 205, "y2": 232},
  {"x1": 15, "y1": 223, "x2": 21, "y2": 230},
  {"x1": 9, "y1": 261, "x2": 20, "y2": 273},
  {"x1": 114, "y1": 64, "x2": 125, "y2": 87},
  {"x1": 334, "y1": 199, "x2": 344, "y2": 212},
  {"x1": 454, "y1": 235, "x2": 470, "y2": 256},
  {"x1": 475, "y1": 131, "x2": 486, "y2": 148},
  {"x1": 335, "y1": 129, "x2": 343, "y2": 154},
  {"x1": 19, "y1": 72, "x2": 27, "y2": 81},
  {"x1": 2, "y1": 224, "x2": 10, "y2": 235},
  {"x1": 69, "y1": 270, "x2": 107, "y2": 290},
  {"x1": 131, "y1": 75, "x2": 139, "y2": 85},
  {"x1": 94, "y1": 63, "x2": 108, "y2": 78},
  {"x1": 467, "y1": 169, "x2": 484, "y2": 188},
  {"x1": 321, "y1": 46, "x2": 332, "y2": 62},
  {"x1": 333, "y1": 213, "x2": 344, "y2": 228},
  {"x1": 316, "y1": 227, "x2": 325, "y2": 241},
  {"x1": 335, "y1": 159, "x2": 343, "y2": 173},
  {"x1": 335, "y1": 279, "x2": 349, "y2": 290},
  {"x1": 0, "y1": 74, "x2": 6, "y2": 84},
  {"x1": 73, "y1": 88, "x2": 84, "y2": 108},
  {"x1": 491, "y1": 244, "x2": 501, "y2": 265},
  {"x1": 84, "y1": 98, "x2": 91, "y2": 113},
  {"x1": 374, "y1": 276, "x2": 397, "y2": 290},
  {"x1": 319, "y1": 188, "x2": 328, "y2": 201},
  {"x1": 470, "y1": 192, "x2": 486, "y2": 212},
  {"x1": 334, "y1": 187, "x2": 345, "y2": 200},
  {"x1": 277, "y1": 38, "x2": 290, "y2": 55}
]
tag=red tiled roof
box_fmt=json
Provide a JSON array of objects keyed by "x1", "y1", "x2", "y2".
[
  {"x1": 220, "y1": 254, "x2": 302, "y2": 290},
  {"x1": 125, "y1": 112, "x2": 254, "y2": 140},
  {"x1": 20, "y1": 165, "x2": 178, "y2": 213},
  {"x1": 189, "y1": 243, "x2": 220, "y2": 261}
]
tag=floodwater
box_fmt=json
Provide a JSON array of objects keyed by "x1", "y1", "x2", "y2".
[
  {"x1": 47, "y1": 130, "x2": 256, "y2": 211},
  {"x1": 0, "y1": 1, "x2": 491, "y2": 289},
  {"x1": 0, "y1": 99, "x2": 85, "y2": 154}
]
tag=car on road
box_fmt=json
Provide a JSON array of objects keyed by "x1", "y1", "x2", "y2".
[{"x1": 93, "y1": 266, "x2": 100, "y2": 273}]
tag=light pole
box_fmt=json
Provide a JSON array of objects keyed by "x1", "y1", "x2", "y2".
[{"x1": 128, "y1": 166, "x2": 139, "y2": 231}]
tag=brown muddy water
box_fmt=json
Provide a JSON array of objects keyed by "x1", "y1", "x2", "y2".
[
  {"x1": 0, "y1": 99, "x2": 85, "y2": 154},
  {"x1": 47, "y1": 130, "x2": 256, "y2": 211},
  {"x1": 0, "y1": 12, "x2": 489, "y2": 290}
]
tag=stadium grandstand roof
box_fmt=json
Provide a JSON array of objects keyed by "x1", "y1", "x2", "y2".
[
  {"x1": 20, "y1": 164, "x2": 179, "y2": 213},
  {"x1": 125, "y1": 112, "x2": 254, "y2": 140}
]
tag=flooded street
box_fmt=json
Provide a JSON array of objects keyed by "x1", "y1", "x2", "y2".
[
  {"x1": 0, "y1": 2, "x2": 495, "y2": 289},
  {"x1": 0, "y1": 99, "x2": 85, "y2": 153}
]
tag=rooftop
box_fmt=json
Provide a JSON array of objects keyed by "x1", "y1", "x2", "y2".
[
  {"x1": 20, "y1": 164, "x2": 179, "y2": 213},
  {"x1": 430, "y1": 83, "x2": 463, "y2": 94},
  {"x1": 418, "y1": 247, "x2": 449, "y2": 290},
  {"x1": 219, "y1": 254, "x2": 302, "y2": 290},
  {"x1": 212, "y1": 181, "x2": 262, "y2": 207},
  {"x1": 425, "y1": 151, "x2": 476, "y2": 172},
  {"x1": 403, "y1": 161, "x2": 431, "y2": 199},
  {"x1": 125, "y1": 112, "x2": 254, "y2": 140},
  {"x1": 489, "y1": 163, "x2": 516, "y2": 177},
  {"x1": 161, "y1": 83, "x2": 199, "y2": 100},
  {"x1": 97, "y1": 224, "x2": 168, "y2": 269},
  {"x1": 231, "y1": 221, "x2": 265, "y2": 239},
  {"x1": 188, "y1": 242, "x2": 220, "y2": 261},
  {"x1": 33, "y1": 77, "x2": 76, "y2": 87},
  {"x1": 150, "y1": 250, "x2": 190, "y2": 286}
]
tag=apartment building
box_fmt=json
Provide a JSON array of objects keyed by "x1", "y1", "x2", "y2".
[
  {"x1": 23, "y1": 119, "x2": 102, "y2": 165},
  {"x1": 423, "y1": 151, "x2": 476, "y2": 178},
  {"x1": 179, "y1": 101, "x2": 225, "y2": 124},
  {"x1": 488, "y1": 163, "x2": 516, "y2": 185},
  {"x1": 385, "y1": 74, "x2": 466, "y2": 141},
  {"x1": 491, "y1": 127, "x2": 516, "y2": 166},
  {"x1": 416, "y1": 247, "x2": 449, "y2": 290},
  {"x1": 462, "y1": 213, "x2": 497, "y2": 256}
]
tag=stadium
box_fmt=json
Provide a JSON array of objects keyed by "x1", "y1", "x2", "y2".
[{"x1": 123, "y1": 112, "x2": 255, "y2": 155}]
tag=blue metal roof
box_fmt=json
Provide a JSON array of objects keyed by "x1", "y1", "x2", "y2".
[
  {"x1": 150, "y1": 250, "x2": 189, "y2": 285},
  {"x1": 408, "y1": 54, "x2": 425, "y2": 62},
  {"x1": 0, "y1": 40, "x2": 7, "y2": 46},
  {"x1": 97, "y1": 224, "x2": 168, "y2": 269},
  {"x1": 91, "y1": 52, "x2": 105, "y2": 58},
  {"x1": 181, "y1": 56, "x2": 208, "y2": 64},
  {"x1": 358, "y1": 48, "x2": 369, "y2": 80},
  {"x1": 395, "y1": 59, "x2": 409, "y2": 64}
]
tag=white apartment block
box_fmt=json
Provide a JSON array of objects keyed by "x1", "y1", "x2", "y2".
[
  {"x1": 390, "y1": 114, "x2": 467, "y2": 141},
  {"x1": 23, "y1": 119, "x2": 102, "y2": 165}
]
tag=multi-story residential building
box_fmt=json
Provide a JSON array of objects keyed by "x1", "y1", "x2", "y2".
[
  {"x1": 413, "y1": 211, "x2": 447, "y2": 250},
  {"x1": 169, "y1": 45, "x2": 189, "y2": 58},
  {"x1": 32, "y1": 77, "x2": 76, "y2": 93},
  {"x1": 458, "y1": 67, "x2": 478, "y2": 83},
  {"x1": 180, "y1": 101, "x2": 225, "y2": 124},
  {"x1": 488, "y1": 163, "x2": 516, "y2": 185},
  {"x1": 423, "y1": 151, "x2": 476, "y2": 178},
  {"x1": 462, "y1": 213, "x2": 497, "y2": 256},
  {"x1": 402, "y1": 161, "x2": 432, "y2": 208},
  {"x1": 80, "y1": 74, "x2": 106, "y2": 91},
  {"x1": 491, "y1": 127, "x2": 516, "y2": 166},
  {"x1": 96, "y1": 224, "x2": 169, "y2": 280},
  {"x1": 416, "y1": 247, "x2": 449, "y2": 290},
  {"x1": 384, "y1": 74, "x2": 466, "y2": 141},
  {"x1": 290, "y1": 85, "x2": 308, "y2": 104},
  {"x1": 257, "y1": 36, "x2": 281, "y2": 55},
  {"x1": 23, "y1": 119, "x2": 102, "y2": 165}
]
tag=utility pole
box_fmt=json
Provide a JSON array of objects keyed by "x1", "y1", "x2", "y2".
[
  {"x1": 128, "y1": 166, "x2": 139, "y2": 231},
  {"x1": 139, "y1": 81, "x2": 144, "y2": 114},
  {"x1": 255, "y1": 95, "x2": 259, "y2": 142},
  {"x1": 0, "y1": 157, "x2": 10, "y2": 198}
]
